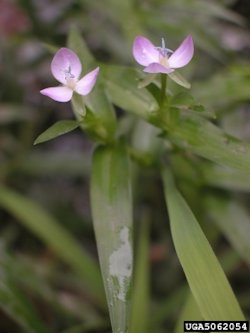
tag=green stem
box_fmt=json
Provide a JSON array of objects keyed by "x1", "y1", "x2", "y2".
[
  {"x1": 160, "y1": 74, "x2": 167, "y2": 107},
  {"x1": 158, "y1": 74, "x2": 174, "y2": 128}
]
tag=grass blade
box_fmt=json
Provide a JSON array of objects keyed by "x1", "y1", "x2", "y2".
[
  {"x1": 174, "y1": 293, "x2": 202, "y2": 333},
  {"x1": 162, "y1": 168, "x2": 245, "y2": 320},
  {"x1": 0, "y1": 277, "x2": 49, "y2": 333},
  {"x1": 205, "y1": 196, "x2": 250, "y2": 267},
  {"x1": 0, "y1": 186, "x2": 105, "y2": 306}
]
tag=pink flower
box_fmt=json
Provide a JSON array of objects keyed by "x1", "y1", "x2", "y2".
[
  {"x1": 132, "y1": 35, "x2": 194, "y2": 74},
  {"x1": 40, "y1": 48, "x2": 99, "y2": 102}
]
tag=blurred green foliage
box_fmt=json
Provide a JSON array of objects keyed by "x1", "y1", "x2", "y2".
[{"x1": 0, "y1": 0, "x2": 250, "y2": 332}]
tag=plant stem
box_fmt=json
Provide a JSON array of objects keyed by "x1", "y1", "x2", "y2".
[{"x1": 160, "y1": 74, "x2": 167, "y2": 106}]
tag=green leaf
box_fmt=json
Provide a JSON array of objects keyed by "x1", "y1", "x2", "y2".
[
  {"x1": 2, "y1": 251, "x2": 103, "y2": 326},
  {"x1": 91, "y1": 143, "x2": 133, "y2": 333},
  {"x1": 174, "y1": 293, "x2": 202, "y2": 333},
  {"x1": 202, "y1": 163, "x2": 250, "y2": 192},
  {"x1": 41, "y1": 42, "x2": 59, "y2": 54},
  {"x1": 0, "y1": 186, "x2": 105, "y2": 307},
  {"x1": 168, "y1": 71, "x2": 191, "y2": 89},
  {"x1": 151, "y1": 286, "x2": 187, "y2": 327},
  {"x1": 193, "y1": 65, "x2": 250, "y2": 109},
  {"x1": 102, "y1": 65, "x2": 158, "y2": 118},
  {"x1": 129, "y1": 220, "x2": 150, "y2": 333},
  {"x1": 205, "y1": 196, "x2": 250, "y2": 267},
  {"x1": 34, "y1": 120, "x2": 80, "y2": 145},
  {"x1": 170, "y1": 92, "x2": 195, "y2": 108},
  {"x1": 166, "y1": 113, "x2": 250, "y2": 174},
  {"x1": 67, "y1": 26, "x2": 95, "y2": 67},
  {"x1": 192, "y1": 104, "x2": 206, "y2": 113},
  {"x1": 71, "y1": 99, "x2": 112, "y2": 144},
  {"x1": 0, "y1": 278, "x2": 50, "y2": 333},
  {"x1": 170, "y1": 93, "x2": 215, "y2": 119},
  {"x1": 131, "y1": 119, "x2": 163, "y2": 166},
  {"x1": 104, "y1": 65, "x2": 250, "y2": 173},
  {"x1": 174, "y1": 249, "x2": 242, "y2": 333},
  {"x1": 162, "y1": 168, "x2": 245, "y2": 320},
  {"x1": 137, "y1": 73, "x2": 157, "y2": 88}
]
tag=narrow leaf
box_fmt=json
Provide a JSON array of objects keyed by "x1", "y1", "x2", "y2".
[
  {"x1": 205, "y1": 196, "x2": 250, "y2": 267},
  {"x1": 67, "y1": 26, "x2": 95, "y2": 67},
  {"x1": 0, "y1": 186, "x2": 105, "y2": 307},
  {"x1": 170, "y1": 92, "x2": 194, "y2": 108},
  {"x1": 131, "y1": 119, "x2": 162, "y2": 166},
  {"x1": 2, "y1": 252, "x2": 103, "y2": 325},
  {"x1": 102, "y1": 65, "x2": 158, "y2": 118},
  {"x1": 138, "y1": 73, "x2": 156, "y2": 88},
  {"x1": 168, "y1": 71, "x2": 191, "y2": 89},
  {"x1": 34, "y1": 120, "x2": 79, "y2": 145},
  {"x1": 202, "y1": 163, "x2": 250, "y2": 192},
  {"x1": 174, "y1": 249, "x2": 241, "y2": 333},
  {"x1": 151, "y1": 286, "x2": 187, "y2": 327},
  {"x1": 0, "y1": 279, "x2": 49, "y2": 333},
  {"x1": 91, "y1": 144, "x2": 133, "y2": 333},
  {"x1": 103, "y1": 65, "x2": 250, "y2": 173},
  {"x1": 129, "y1": 220, "x2": 149, "y2": 333},
  {"x1": 162, "y1": 168, "x2": 245, "y2": 320},
  {"x1": 167, "y1": 113, "x2": 250, "y2": 174},
  {"x1": 174, "y1": 293, "x2": 202, "y2": 333}
]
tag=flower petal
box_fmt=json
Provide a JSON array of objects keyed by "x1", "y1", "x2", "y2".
[
  {"x1": 168, "y1": 35, "x2": 194, "y2": 69},
  {"x1": 40, "y1": 86, "x2": 73, "y2": 102},
  {"x1": 51, "y1": 48, "x2": 82, "y2": 84},
  {"x1": 144, "y1": 63, "x2": 174, "y2": 74},
  {"x1": 75, "y1": 67, "x2": 99, "y2": 96},
  {"x1": 133, "y1": 36, "x2": 159, "y2": 66}
]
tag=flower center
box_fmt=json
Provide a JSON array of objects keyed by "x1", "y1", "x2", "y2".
[
  {"x1": 64, "y1": 66, "x2": 76, "y2": 89},
  {"x1": 159, "y1": 55, "x2": 170, "y2": 67},
  {"x1": 156, "y1": 38, "x2": 173, "y2": 67}
]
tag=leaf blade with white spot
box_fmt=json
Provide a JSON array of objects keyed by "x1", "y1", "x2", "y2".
[{"x1": 91, "y1": 143, "x2": 133, "y2": 333}]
